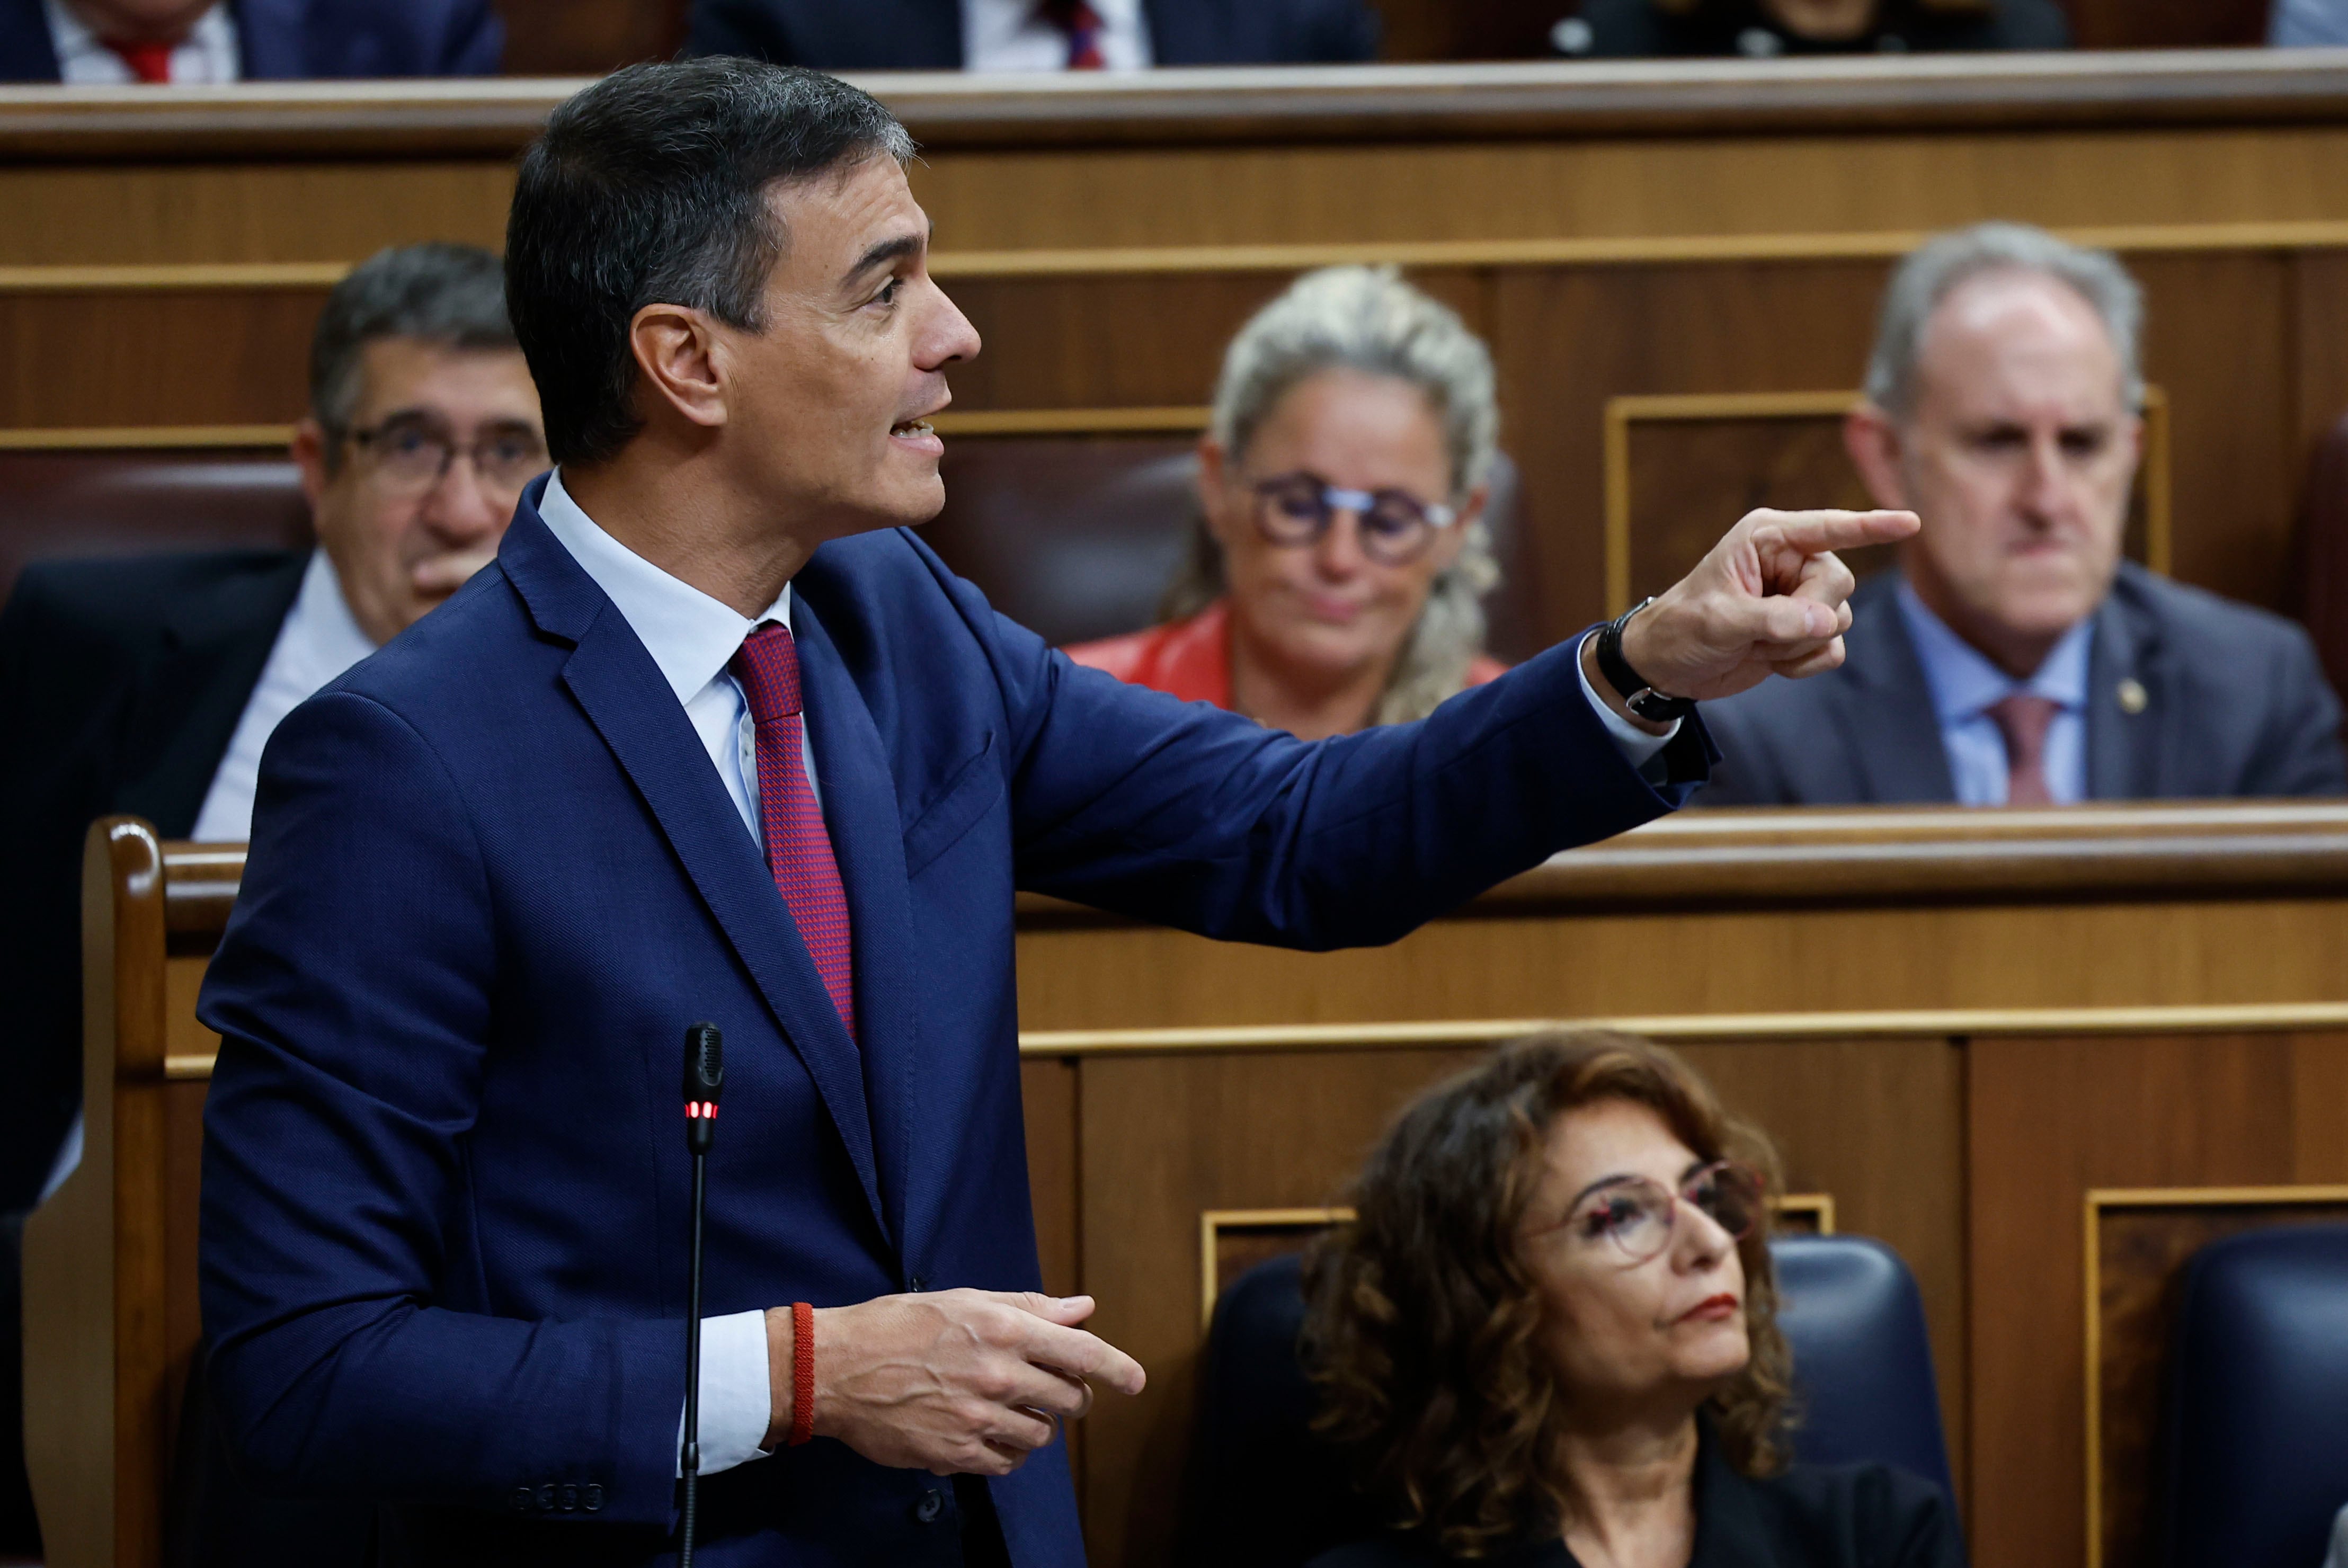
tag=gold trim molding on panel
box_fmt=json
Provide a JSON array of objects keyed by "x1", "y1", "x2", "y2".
[
  {"x1": 12, "y1": 223, "x2": 2348, "y2": 293},
  {"x1": 2080, "y1": 1183, "x2": 2348, "y2": 1568},
  {"x1": 160, "y1": 1002, "x2": 2348, "y2": 1080},
  {"x1": 1774, "y1": 1192, "x2": 1837, "y2": 1235},
  {"x1": 1600, "y1": 388, "x2": 2173, "y2": 615},
  {"x1": 930, "y1": 406, "x2": 1208, "y2": 436},
  {"x1": 0, "y1": 424, "x2": 292, "y2": 450}
]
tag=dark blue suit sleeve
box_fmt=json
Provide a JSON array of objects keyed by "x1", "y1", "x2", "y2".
[
  {"x1": 939, "y1": 563, "x2": 1711, "y2": 948},
  {"x1": 2249, "y1": 624, "x2": 2348, "y2": 796},
  {"x1": 197, "y1": 690, "x2": 682, "y2": 1524}
]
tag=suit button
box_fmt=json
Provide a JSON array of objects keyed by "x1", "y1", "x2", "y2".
[
  {"x1": 510, "y1": 1486, "x2": 532, "y2": 1513},
  {"x1": 559, "y1": 1483, "x2": 579, "y2": 1512},
  {"x1": 912, "y1": 1487, "x2": 945, "y2": 1524},
  {"x1": 909, "y1": 1276, "x2": 927, "y2": 1293},
  {"x1": 583, "y1": 1484, "x2": 604, "y2": 1512},
  {"x1": 535, "y1": 1483, "x2": 555, "y2": 1511}
]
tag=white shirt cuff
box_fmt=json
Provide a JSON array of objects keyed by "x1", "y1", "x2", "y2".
[
  {"x1": 1577, "y1": 630, "x2": 1681, "y2": 770},
  {"x1": 677, "y1": 1308, "x2": 774, "y2": 1477}
]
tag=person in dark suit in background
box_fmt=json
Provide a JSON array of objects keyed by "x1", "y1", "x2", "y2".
[
  {"x1": 688, "y1": 0, "x2": 1379, "y2": 73},
  {"x1": 0, "y1": 242, "x2": 538, "y2": 1559},
  {"x1": 1702, "y1": 223, "x2": 2348, "y2": 807},
  {"x1": 0, "y1": 0, "x2": 501, "y2": 83},
  {"x1": 1554, "y1": 0, "x2": 2066, "y2": 58}
]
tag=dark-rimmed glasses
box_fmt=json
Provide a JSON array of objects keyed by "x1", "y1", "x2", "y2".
[
  {"x1": 1249, "y1": 470, "x2": 1457, "y2": 567},
  {"x1": 1533, "y1": 1160, "x2": 1765, "y2": 1265},
  {"x1": 342, "y1": 413, "x2": 547, "y2": 496}
]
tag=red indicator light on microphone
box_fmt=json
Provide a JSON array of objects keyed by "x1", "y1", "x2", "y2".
[{"x1": 686, "y1": 1101, "x2": 718, "y2": 1119}]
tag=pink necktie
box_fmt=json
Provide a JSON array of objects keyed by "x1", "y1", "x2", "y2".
[
  {"x1": 1986, "y1": 694, "x2": 2061, "y2": 807},
  {"x1": 729, "y1": 623, "x2": 856, "y2": 1043},
  {"x1": 1037, "y1": 0, "x2": 1107, "y2": 67}
]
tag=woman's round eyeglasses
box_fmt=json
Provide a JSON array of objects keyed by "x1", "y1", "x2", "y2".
[
  {"x1": 1249, "y1": 470, "x2": 1457, "y2": 567},
  {"x1": 1534, "y1": 1160, "x2": 1766, "y2": 1266}
]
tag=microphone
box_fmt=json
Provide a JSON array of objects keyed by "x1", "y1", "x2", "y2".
[{"x1": 680, "y1": 1023, "x2": 724, "y2": 1567}]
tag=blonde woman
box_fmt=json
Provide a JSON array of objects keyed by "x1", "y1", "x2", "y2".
[{"x1": 1066, "y1": 267, "x2": 1506, "y2": 739}]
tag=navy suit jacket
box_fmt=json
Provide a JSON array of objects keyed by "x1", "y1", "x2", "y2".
[
  {"x1": 197, "y1": 479, "x2": 1709, "y2": 1564},
  {"x1": 1699, "y1": 563, "x2": 2348, "y2": 806},
  {"x1": 686, "y1": 0, "x2": 1379, "y2": 71},
  {"x1": 0, "y1": 0, "x2": 500, "y2": 81}
]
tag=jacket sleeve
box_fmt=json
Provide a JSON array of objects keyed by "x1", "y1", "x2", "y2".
[
  {"x1": 197, "y1": 689, "x2": 683, "y2": 1525},
  {"x1": 2247, "y1": 622, "x2": 2348, "y2": 797},
  {"x1": 932, "y1": 555, "x2": 1712, "y2": 949}
]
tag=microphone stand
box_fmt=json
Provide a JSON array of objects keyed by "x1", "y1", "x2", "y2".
[{"x1": 680, "y1": 1024, "x2": 725, "y2": 1568}]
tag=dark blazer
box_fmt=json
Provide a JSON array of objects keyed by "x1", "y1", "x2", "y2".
[
  {"x1": 0, "y1": 0, "x2": 501, "y2": 82},
  {"x1": 0, "y1": 549, "x2": 304, "y2": 1210},
  {"x1": 1569, "y1": 0, "x2": 2068, "y2": 56},
  {"x1": 1306, "y1": 1420, "x2": 1961, "y2": 1568},
  {"x1": 686, "y1": 0, "x2": 1380, "y2": 72},
  {"x1": 1699, "y1": 564, "x2": 2348, "y2": 806},
  {"x1": 195, "y1": 481, "x2": 1708, "y2": 1565}
]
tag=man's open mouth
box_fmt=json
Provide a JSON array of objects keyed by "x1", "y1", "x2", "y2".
[{"x1": 891, "y1": 418, "x2": 935, "y2": 438}]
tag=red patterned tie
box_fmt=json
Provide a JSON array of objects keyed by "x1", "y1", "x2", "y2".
[
  {"x1": 1037, "y1": 0, "x2": 1107, "y2": 68},
  {"x1": 102, "y1": 38, "x2": 176, "y2": 82},
  {"x1": 730, "y1": 623, "x2": 856, "y2": 1042},
  {"x1": 1986, "y1": 694, "x2": 2061, "y2": 807}
]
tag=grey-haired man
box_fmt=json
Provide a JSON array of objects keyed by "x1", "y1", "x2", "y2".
[{"x1": 1702, "y1": 221, "x2": 2347, "y2": 807}]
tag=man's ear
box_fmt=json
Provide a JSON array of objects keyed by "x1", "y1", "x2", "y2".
[
  {"x1": 291, "y1": 418, "x2": 332, "y2": 518},
  {"x1": 1844, "y1": 403, "x2": 1913, "y2": 512},
  {"x1": 629, "y1": 304, "x2": 729, "y2": 432}
]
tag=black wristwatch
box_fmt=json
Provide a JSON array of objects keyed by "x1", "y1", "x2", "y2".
[{"x1": 1594, "y1": 598, "x2": 1697, "y2": 724}]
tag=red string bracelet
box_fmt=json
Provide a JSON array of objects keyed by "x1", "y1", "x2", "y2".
[{"x1": 789, "y1": 1301, "x2": 815, "y2": 1447}]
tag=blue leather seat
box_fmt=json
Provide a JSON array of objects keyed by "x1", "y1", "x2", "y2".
[
  {"x1": 1181, "y1": 1235, "x2": 1954, "y2": 1566},
  {"x1": 2157, "y1": 1223, "x2": 2348, "y2": 1568}
]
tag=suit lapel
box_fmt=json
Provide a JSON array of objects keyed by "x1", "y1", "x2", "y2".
[
  {"x1": 2085, "y1": 576, "x2": 2166, "y2": 799},
  {"x1": 114, "y1": 551, "x2": 307, "y2": 836},
  {"x1": 500, "y1": 498, "x2": 889, "y2": 1244},
  {"x1": 1840, "y1": 581, "x2": 1960, "y2": 805},
  {"x1": 1, "y1": 0, "x2": 61, "y2": 81},
  {"x1": 790, "y1": 595, "x2": 923, "y2": 1262}
]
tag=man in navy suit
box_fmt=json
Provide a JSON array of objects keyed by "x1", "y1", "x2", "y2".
[
  {"x1": 0, "y1": 0, "x2": 499, "y2": 82},
  {"x1": 687, "y1": 0, "x2": 1378, "y2": 73},
  {"x1": 1703, "y1": 223, "x2": 2348, "y2": 807},
  {"x1": 195, "y1": 58, "x2": 1911, "y2": 1565}
]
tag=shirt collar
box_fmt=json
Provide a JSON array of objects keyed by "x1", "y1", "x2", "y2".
[
  {"x1": 536, "y1": 468, "x2": 790, "y2": 707},
  {"x1": 1895, "y1": 574, "x2": 2093, "y2": 727},
  {"x1": 296, "y1": 547, "x2": 383, "y2": 671},
  {"x1": 45, "y1": 0, "x2": 236, "y2": 77}
]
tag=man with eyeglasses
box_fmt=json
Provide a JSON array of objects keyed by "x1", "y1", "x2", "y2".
[{"x1": 0, "y1": 240, "x2": 539, "y2": 1561}]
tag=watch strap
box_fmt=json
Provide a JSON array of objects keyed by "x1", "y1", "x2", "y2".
[{"x1": 1596, "y1": 599, "x2": 1697, "y2": 723}]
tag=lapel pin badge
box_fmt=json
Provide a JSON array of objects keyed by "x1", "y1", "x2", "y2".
[{"x1": 2117, "y1": 677, "x2": 2149, "y2": 715}]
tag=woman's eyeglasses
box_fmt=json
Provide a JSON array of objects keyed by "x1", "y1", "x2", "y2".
[
  {"x1": 342, "y1": 414, "x2": 548, "y2": 497},
  {"x1": 1538, "y1": 1160, "x2": 1765, "y2": 1266},
  {"x1": 1248, "y1": 471, "x2": 1457, "y2": 567}
]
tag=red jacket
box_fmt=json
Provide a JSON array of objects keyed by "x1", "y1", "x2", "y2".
[{"x1": 1064, "y1": 599, "x2": 1506, "y2": 709}]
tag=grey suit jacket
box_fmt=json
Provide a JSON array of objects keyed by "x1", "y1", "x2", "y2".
[{"x1": 1698, "y1": 563, "x2": 2348, "y2": 806}]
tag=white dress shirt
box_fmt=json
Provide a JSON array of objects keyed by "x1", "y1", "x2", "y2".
[
  {"x1": 535, "y1": 468, "x2": 1674, "y2": 1474},
  {"x1": 536, "y1": 470, "x2": 808, "y2": 1477},
  {"x1": 191, "y1": 549, "x2": 381, "y2": 842},
  {"x1": 2273, "y1": 0, "x2": 2348, "y2": 45},
  {"x1": 43, "y1": 0, "x2": 239, "y2": 83},
  {"x1": 962, "y1": 0, "x2": 1153, "y2": 70},
  {"x1": 1895, "y1": 578, "x2": 2093, "y2": 807}
]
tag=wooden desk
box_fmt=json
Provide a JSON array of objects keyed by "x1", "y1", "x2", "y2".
[
  {"x1": 28, "y1": 804, "x2": 2348, "y2": 1568},
  {"x1": 11, "y1": 56, "x2": 2348, "y2": 640}
]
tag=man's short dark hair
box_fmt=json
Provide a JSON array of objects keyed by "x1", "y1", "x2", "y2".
[
  {"x1": 309, "y1": 243, "x2": 516, "y2": 446},
  {"x1": 505, "y1": 59, "x2": 916, "y2": 468}
]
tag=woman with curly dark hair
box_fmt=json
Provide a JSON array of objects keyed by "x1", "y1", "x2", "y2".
[{"x1": 1302, "y1": 1032, "x2": 1960, "y2": 1567}]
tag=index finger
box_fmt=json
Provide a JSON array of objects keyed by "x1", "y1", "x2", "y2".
[
  {"x1": 1017, "y1": 1317, "x2": 1148, "y2": 1397},
  {"x1": 1749, "y1": 509, "x2": 1919, "y2": 556}
]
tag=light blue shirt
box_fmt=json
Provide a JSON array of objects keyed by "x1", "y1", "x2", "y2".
[
  {"x1": 1895, "y1": 579, "x2": 2093, "y2": 806},
  {"x1": 2272, "y1": 0, "x2": 2348, "y2": 44}
]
